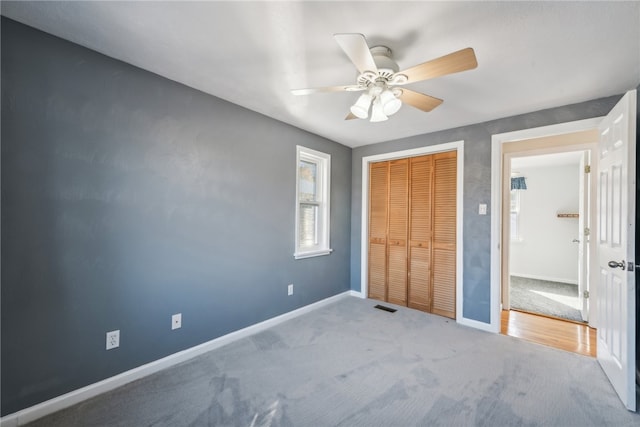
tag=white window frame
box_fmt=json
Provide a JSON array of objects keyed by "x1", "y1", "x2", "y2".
[
  {"x1": 294, "y1": 146, "x2": 332, "y2": 259},
  {"x1": 510, "y1": 189, "x2": 522, "y2": 241}
]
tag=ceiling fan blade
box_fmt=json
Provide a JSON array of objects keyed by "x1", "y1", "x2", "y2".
[
  {"x1": 291, "y1": 85, "x2": 363, "y2": 96},
  {"x1": 398, "y1": 89, "x2": 443, "y2": 112},
  {"x1": 395, "y1": 47, "x2": 477, "y2": 84},
  {"x1": 334, "y1": 33, "x2": 378, "y2": 74},
  {"x1": 345, "y1": 112, "x2": 358, "y2": 120}
]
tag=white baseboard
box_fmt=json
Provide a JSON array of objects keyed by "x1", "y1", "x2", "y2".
[
  {"x1": 348, "y1": 290, "x2": 365, "y2": 298},
  {"x1": 0, "y1": 291, "x2": 352, "y2": 427},
  {"x1": 510, "y1": 273, "x2": 578, "y2": 286}
]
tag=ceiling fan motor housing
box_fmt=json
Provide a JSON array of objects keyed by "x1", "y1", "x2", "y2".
[
  {"x1": 357, "y1": 46, "x2": 400, "y2": 87},
  {"x1": 370, "y1": 46, "x2": 398, "y2": 76}
]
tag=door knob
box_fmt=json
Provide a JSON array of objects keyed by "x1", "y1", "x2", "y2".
[{"x1": 608, "y1": 260, "x2": 626, "y2": 270}]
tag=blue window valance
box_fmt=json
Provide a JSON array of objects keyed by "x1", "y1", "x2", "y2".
[{"x1": 511, "y1": 176, "x2": 527, "y2": 190}]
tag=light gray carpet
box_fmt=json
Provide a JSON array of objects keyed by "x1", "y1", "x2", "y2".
[
  {"x1": 26, "y1": 296, "x2": 638, "y2": 426},
  {"x1": 510, "y1": 276, "x2": 583, "y2": 322}
]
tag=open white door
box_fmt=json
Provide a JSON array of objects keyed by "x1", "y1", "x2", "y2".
[
  {"x1": 578, "y1": 150, "x2": 590, "y2": 321},
  {"x1": 596, "y1": 89, "x2": 636, "y2": 411}
]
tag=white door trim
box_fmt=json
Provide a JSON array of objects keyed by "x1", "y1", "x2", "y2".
[
  {"x1": 490, "y1": 117, "x2": 603, "y2": 333},
  {"x1": 360, "y1": 141, "x2": 466, "y2": 325}
]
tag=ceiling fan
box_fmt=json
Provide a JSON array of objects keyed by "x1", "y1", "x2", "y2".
[{"x1": 292, "y1": 33, "x2": 478, "y2": 122}]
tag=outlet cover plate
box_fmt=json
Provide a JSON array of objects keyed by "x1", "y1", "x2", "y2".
[
  {"x1": 172, "y1": 313, "x2": 182, "y2": 330},
  {"x1": 288, "y1": 284, "x2": 294, "y2": 296},
  {"x1": 106, "y1": 330, "x2": 120, "y2": 350}
]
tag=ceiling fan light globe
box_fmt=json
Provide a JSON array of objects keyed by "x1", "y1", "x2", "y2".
[
  {"x1": 350, "y1": 105, "x2": 369, "y2": 119},
  {"x1": 380, "y1": 90, "x2": 402, "y2": 116},
  {"x1": 384, "y1": 99, "x2": 402, "y2": 116},
  {"x1": 370, "y1": 99, "x2": 388, "y2": 122},
  {"x1": 350, "y1": 93, "x2": 373, "y2": 119}
]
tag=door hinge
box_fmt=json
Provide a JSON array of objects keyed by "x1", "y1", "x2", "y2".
[
  {"x1": 584, "y1": 165, "x2": 591, "y2": 173},
  {"x1": 584, "y1": 227, "x2": 590, "y2": 236},
  {"x1": 583, "y1": 290, "x2": 590, "y2": 299}
]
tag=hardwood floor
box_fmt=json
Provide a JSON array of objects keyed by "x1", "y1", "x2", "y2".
[{"x1": 501, "y1": 310, "x2": 596, "y2": 357}]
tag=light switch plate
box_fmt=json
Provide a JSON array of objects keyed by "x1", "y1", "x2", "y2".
[
  {"x1": 172, "y1": 313, "x2": 182, "y2": 330},
  {"x1": 479, "y1": 204, "x2": 487, "y2": 215}
]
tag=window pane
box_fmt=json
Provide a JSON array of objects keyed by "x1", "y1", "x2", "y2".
[
  {"x1": 299, "y1": 203, "x2": 318, "y2": 247},
  {"x1": 295, "y1": 146, "x2": 331, "y2": 259},
  {"x1": 299, "y1": 160, "x2": 317, "y2": 202},
  {"x1": 510, "y1": 190, "x2": 519, "y2": 212}
]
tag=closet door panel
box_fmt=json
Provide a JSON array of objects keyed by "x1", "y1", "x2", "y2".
[
  {"x1": 369, "y1": 243, "x2": 387, "y2": 301},
  {"x1": 433, "y1": 153, "x2": 457, "y2": 249},
  {"x1": 388, "y1": 244, "x2": 407, "y2": 304},
  {"x1": 388, "y1": 160, "x2": 408, "y2": 240},
  {"x1": 408, "y1": 155, "x2": 433, "y2": 311},
  {"x1": 409, "y1": 156, "x2": 432, "y2": 242},
  {"x1": 369, "y1": 163, "x2": 389, "y2": 240},
  {"x1": 432, "y1": 248, "x2": 456, "y2": 318},
  {"x1": 408, "y1": 246, "x2": 431, "y2": 311},
  {"x1": 387, "y1": 159, "x2": 408, "y2": 305},
  {"x1": 432, "y1": 152, "x2": 457, "y2": 319},
  {"x1": 368, "y1": 162, "x2": 388, "y2": 300}
]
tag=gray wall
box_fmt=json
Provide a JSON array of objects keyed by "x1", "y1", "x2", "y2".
[
  {"x1": 1, "y1": 18, "x2": 351, "y2": 415},
  {"x1": 350, "y1": 96, "x2": 621, "y2": 323}
]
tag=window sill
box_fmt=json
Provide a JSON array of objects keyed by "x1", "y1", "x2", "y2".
[{"x1": 294, "y1": 249, "x2": 333, "y2": 260}]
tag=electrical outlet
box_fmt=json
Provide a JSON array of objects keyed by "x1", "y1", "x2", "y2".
[
  {"x1": 288, "y1": 284, "x2": 294, "y2": 296},
  {"x1": 106, "y1": 330, "x2": 120, "y2": 350},
  {"x1": 172, "y1": 313, "x2": 182, "y2": 330}
]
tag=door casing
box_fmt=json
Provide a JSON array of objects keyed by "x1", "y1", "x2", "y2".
[{"x1": 490, "y1": 118, "x2": 603, "y2": 332}]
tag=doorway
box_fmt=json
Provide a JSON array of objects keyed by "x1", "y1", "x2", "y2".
[
  {"x1": 494, "y1": 127, "x2": 600, "y2": 330},
  {"x1": 507, "y1": 151, "x2": 590, "y2": 323},
  {"x1": 491, "y1": 124, "x2": 600, "y2": 359}
]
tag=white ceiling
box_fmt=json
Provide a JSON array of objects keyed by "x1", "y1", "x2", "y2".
[{"x1": 2, "y1": 1, "x2": 639, "y2": 148}]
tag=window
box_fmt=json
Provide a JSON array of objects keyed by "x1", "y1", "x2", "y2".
[
  {"x1": 510, "y1": 189, "x2": 522, "y2": 241},
  {"x1": 295, "y1": 146, "x2": 331, "y2": 259}
]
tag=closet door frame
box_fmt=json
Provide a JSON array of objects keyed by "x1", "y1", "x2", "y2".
[{"x1": 360, "y1": 140, "x2": 464, "y2": 323}]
